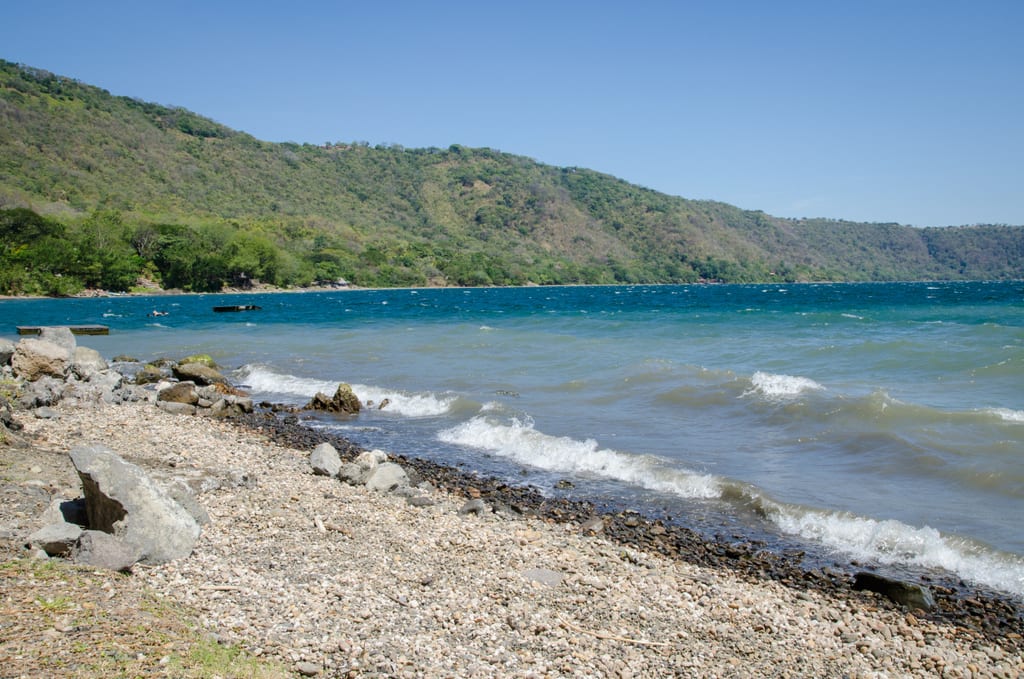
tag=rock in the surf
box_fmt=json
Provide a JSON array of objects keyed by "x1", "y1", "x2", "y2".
[
  {"x1": 304, "y1": 383, "x2": 361, "y2": 415},
  {"x1": 134, "y1": 363, "x2": 168, "y2": 384},
  {"x1": 853, "y1": 571, "x2": 935, "y2": 611}
]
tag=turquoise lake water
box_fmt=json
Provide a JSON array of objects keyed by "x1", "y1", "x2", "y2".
[{"x1": 3, "y1": 281, "x2": 1022, "y2": 596}]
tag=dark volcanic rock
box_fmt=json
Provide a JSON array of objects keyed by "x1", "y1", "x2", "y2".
[
  {"x1": 854, "y1": 571, "x2": 936, "y2": 611},
  {"x1": 304, "y1": 383, "x2": 361, "y2": 414}
]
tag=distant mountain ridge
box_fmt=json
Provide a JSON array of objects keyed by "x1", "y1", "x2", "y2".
[{"x1": 1, "y1": 58, "x2": 1021, "y2": 293}]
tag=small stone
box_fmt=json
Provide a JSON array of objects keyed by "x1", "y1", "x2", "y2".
[
  {"x1": 458, "y1": 499, "x2": 488, "y2": 516},
  {"x1": 522, "y1": 568, "x2": 563, "y2": 587},
  {"x1": 296, "y1": 661, "x2": 321, "y2": 676},
  {"x1": 73, "y1": 529, "x2": 140, "y2": 572},
  {"x1": 28, "y1": 522, "x2": 83, "y2": 556}
]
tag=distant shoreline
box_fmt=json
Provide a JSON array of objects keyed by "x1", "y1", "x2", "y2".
[
  {"x1": 0, "y1": 282, "x2": 363, "y2": 301},
  {"x1": 2, "y1": 278, "x2": 1020, "y2": 304}
]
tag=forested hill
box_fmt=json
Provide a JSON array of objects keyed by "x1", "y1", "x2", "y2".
[{"x1": 1, "y1": 59, "x2": 1022, "y2": 295}]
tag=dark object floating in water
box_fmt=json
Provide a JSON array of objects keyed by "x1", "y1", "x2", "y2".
[
  {"x1": 213, "y1": 305, "x2": 262, "y2": 312},
  {"x1": 17, "y1": 325, "x2": 110, "y2": 336},
  {"x1": 147, "y1": 310, "x2": 168, "y2": 317}
]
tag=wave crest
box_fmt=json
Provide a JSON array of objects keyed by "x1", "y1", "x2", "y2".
[
  {"x1": 234, "y1": 364, "x2": 454, "y2": 417},
  {"x1": 437, "y1": 416, "x2": 720, "y2": 499},
  {"x1": 744, "y1": 371, "x2": 825, "y2": 400},
  {"x1": 770, "y1": 506, "x2": 1024, "y2": 596}
]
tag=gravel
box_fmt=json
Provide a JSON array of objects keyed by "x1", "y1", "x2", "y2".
[{"x1": 5, "y1": 400, "x2": 1023, "y2": 677}]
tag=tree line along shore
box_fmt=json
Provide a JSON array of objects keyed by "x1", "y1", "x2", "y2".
[{"x1": 2, "y1": 59, "x2": 1024, "y2": 298}]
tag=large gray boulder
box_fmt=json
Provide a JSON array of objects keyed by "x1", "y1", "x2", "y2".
[
  {"x1": 364, "y1": 462, "x2": 410, "y2": 493},
  {"x1": 71, "y1": 346, "x2": 108, "y2": 380},
  {"x1": 69, "y1": 444, "x2": 200, "y2": 564},
  {"x1": 173, "y1": 362, "x2": 227, "y2": 386},
  {"x1": 310, "y1": 442, "x2": 342, "y2": 477},
  {"x1": 11, "y1": 338, "x2": 73, "y2": 381}
]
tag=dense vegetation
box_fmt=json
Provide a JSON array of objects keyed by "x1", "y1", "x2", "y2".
[{"x1": 1, "y1": 59, "x2": 1021, "y2": 295}]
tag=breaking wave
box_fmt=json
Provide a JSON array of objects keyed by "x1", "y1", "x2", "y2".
[
  {"x1": 438, "y1": 412, "x2": 1024, "y2": 595},
  {"x1": 235, "y1": 364, "x2": 455, "y2": 417}
]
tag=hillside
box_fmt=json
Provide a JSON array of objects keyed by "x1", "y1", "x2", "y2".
[{"x1": 1, "y1": 59, "x2": 1021, "y2": 294}]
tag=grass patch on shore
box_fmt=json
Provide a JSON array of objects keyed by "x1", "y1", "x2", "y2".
[
  {"x1": 172, "y1": 638, "x2": 285, "y2": 678},
  {"x1": 0, "y1": 557, "x2": 288, "y2": 678}
]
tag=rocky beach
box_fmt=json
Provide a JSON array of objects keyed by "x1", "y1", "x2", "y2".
[{"x1": 1, "y1": 329, "x2": 1022, "y2": 677}]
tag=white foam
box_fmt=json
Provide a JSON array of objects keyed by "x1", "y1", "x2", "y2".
[
  {"x1": 744, "y1": 372, "x2": 824, "y2": 400},
  {"x1": 237, "y1": 365, "x2": 337, "y2": 397},
  {"x1": 236, "y1": 365, "x2": 455, "y2": 417},
  {"x1": 771, "y1": 506, "x2": 1024, "y2": 596},
  {"x1": 354, "y1": 384, "x2": 455, "y2": 417},
  {"x1": 437, "y1": 416, "x2": 720, "y2": 499},
  {"x1": 985, "y1": 407, "x2": 1024, "y2": 423}
]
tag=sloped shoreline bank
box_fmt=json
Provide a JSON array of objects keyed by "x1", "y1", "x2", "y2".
[
  {"x1": 4, "y1": 402, "x2": 1020, "y2": 677},
  {"x1": 228, "y1": 407, "x2": 1024, "y2": 640}
]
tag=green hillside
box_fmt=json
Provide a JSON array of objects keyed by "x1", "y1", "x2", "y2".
[{"x1": 1, "y1": 59, "x2": 1021, "y2": 295}]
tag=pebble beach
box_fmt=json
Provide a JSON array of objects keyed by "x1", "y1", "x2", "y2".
[{"x1": 1, "y1": 397, "x2": 1020, "y2": 678}]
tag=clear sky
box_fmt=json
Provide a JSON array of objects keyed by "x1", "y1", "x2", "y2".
[{"x1": 3, "y1": 1, "x2": 1022, "y2": 227}]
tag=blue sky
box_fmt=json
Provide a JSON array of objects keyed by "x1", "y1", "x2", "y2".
[{"x1": 3, "y1": 1, "x2": 1022, "y2": 227}]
